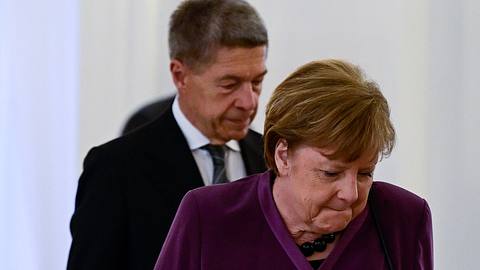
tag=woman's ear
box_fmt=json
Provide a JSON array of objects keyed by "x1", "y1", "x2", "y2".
[{"x1": 274, "y1": 139, "x2": 289, "y2": 176}]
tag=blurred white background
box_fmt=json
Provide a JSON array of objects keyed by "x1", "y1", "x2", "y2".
[{"x1": 1, "y1": 0, "x2": 479, "y2": 269}]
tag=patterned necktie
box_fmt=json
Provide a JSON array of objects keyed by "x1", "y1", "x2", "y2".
[{"x1": 202, "y1": 144, "x2": 228, "y2": 184}]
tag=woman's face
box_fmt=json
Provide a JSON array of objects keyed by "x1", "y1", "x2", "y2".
[{"x1": 274, "y1": 141, "x2": 376, "y2": 235}]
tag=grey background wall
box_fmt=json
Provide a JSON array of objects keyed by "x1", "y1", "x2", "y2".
[{"x1": 1, "y1": 0, "x2": 479, "y2": 269}]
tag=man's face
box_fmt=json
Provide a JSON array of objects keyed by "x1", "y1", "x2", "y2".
[{"x1": 173, "y1": 46, "x2": 267, "y2": 144}]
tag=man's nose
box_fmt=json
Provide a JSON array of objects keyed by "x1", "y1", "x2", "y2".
[{"x1": 235, "y1": 83, "x2": 258, "y2": 111}]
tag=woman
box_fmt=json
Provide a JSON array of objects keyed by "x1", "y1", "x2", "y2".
[{"x1": 154, "y1": 59, "x2": 433, "y2": 270}]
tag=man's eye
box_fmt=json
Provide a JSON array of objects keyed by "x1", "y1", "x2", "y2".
[
  {"x1": 252, "y1": 80, "x2": 262, "y2": 86},
  {"x1": 251, "y1": 81, "x2": 262, "y2": 91},
  {"x1": 221, "y1": 84, "x2": 237, "y2": 90}
]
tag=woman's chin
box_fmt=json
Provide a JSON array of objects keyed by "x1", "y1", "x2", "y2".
[
  {"x1": 312, "y1": 209, "x2": 353, "y2": 233},
  {"x1": 330, "y1": 219, "x2": 351, "y2": 232}
]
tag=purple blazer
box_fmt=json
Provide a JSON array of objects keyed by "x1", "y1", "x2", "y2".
[{"x1": 154, "y1": 171, "x2": 433, "y2": 270}]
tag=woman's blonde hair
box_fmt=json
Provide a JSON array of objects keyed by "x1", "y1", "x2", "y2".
[{"x1": 264, "y1": 59, "x2": 395, "y2": 174}]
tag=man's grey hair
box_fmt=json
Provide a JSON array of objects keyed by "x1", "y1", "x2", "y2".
[{"x1": 169, "y1": 0, "x2": 268, "y2": 71}]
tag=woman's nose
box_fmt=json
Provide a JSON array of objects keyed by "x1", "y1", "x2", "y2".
[{"x1": 337, "y1": 175, "x2": 359, "y2": 204}]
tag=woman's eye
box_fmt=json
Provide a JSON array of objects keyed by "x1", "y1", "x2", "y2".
[
  {"x1": 322, "y1": 171, "x2": 339, "y2": 178},
  {"x1": 359, "y1": 172, "x2": 373, "y2": 178}
]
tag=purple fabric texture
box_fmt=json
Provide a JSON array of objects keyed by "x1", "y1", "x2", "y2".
[{"x1": 154, "y1": 171, "x2": 433, "y2": 270}]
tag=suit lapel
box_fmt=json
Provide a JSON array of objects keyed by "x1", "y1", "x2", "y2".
[
  {"x1": 144, "y1": 108, "x2": 204, "y2": 191},
  {"x1": 239, "y1": 130, "x2": 267, "y2": 175}
]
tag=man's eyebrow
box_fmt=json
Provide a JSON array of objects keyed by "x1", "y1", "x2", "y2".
[
  {"x1": 255, "y1": 69, "x2": 268, "y2": 79},
  {"x1": 217, "y1": 75, "x2": 242, "y2": 82}
]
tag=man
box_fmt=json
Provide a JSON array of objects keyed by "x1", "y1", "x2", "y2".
[{"x1": 67, "y1": 1, "x2": 268, "y2": 269}]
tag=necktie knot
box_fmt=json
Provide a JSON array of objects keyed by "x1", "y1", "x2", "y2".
[{"x1": 202, "y1": 144, "x2": 228, "y2": 184}]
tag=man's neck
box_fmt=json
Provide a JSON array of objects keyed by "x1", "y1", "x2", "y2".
[{"x1": 172, "y1": 96, "x2": 211, "y2": 149}]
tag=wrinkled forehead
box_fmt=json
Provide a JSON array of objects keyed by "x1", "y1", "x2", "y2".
[
  {"x1": 194, "y1": 46, "x2": 267, "y2": 76},
  {"x1": 306, "y1": 143, "x2": 379, "y2": 166}
]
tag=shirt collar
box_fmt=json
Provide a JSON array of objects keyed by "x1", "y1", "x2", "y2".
[{"x1": 172, "y1": 96, "x2": 241, "y2": 152}]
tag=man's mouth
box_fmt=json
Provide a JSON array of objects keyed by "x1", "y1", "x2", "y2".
[{"x1": 225, "y1": 117, "x2": 250, "y2": 126}]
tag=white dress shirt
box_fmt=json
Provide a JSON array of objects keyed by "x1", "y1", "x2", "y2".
[{"x1": 172, "y1": 96, "x2": 247, "y2": 185}]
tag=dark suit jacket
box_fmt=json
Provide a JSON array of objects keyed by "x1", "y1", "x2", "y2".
[
  {"x1": 122, "y1": 95, "x2": 175, "y2": 135},
  {"x1": 155, "y1": 172, "x2": 433, "y2": 270},
  {"x1": 67, "y1": 108, "x2": 266, "y2": 270}
]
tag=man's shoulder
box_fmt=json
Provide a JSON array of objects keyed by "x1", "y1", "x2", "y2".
[
  {"x1": 239, "y1": 129, "x2": 266, "y2": 173},
  {"x1": 83, "y1": 110, "x2": 182, "y2": 167},
  {"x1": 243, "y1": 129, "x2": 263, "y2": 145},
  {"x1": 122, "y1": 96, "x2": 175, "y2": 135}
]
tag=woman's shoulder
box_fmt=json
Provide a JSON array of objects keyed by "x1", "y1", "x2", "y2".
[
  {"x1": 371, "y1": 181, "x2": 430, "y2": 224},
  {"x1": 177, "y1": 172, "x2": 270, "y2": 231},
  {"x1": 373, "y1": 181, "x2": 426, "y2": 204},
  {"x1": 370, "y1": 182, "x2": 433, "y2": 268},
  {"x1": 186, "y1": 172, "x2": 268, "y2": 207}
]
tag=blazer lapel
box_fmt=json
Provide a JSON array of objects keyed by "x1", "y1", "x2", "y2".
[{"x1": 318, "y1": 207, "x2": 369, "y2": 270}]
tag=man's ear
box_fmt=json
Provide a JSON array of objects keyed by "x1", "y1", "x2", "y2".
[
  {"x1": 274, "y1": 139, "x2": 289, "y2": 176},
  {"x1": 170, "y1": 59, "x2": 188, "y2": 92}
]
